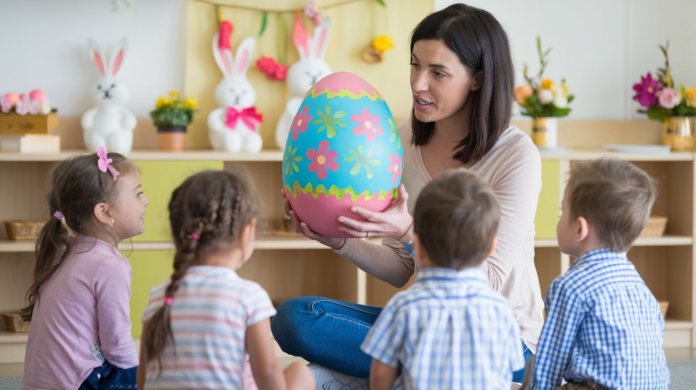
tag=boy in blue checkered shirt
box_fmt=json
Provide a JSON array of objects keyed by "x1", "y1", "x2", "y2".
[
  {"x1": 522, "y1": 159, "x2": 670, "y2": 390},
  {"x1": 361, "y1": 169, "x2": 525, "y2": 390}
]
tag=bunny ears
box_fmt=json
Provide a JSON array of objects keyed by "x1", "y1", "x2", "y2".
[
  {"x1": 88, "y1": 38, "x2": 128, "y2": 79},
  {"x1": 293, "y1": 12, "x2": 331, "y2": 61},
  {"x1": 212, "y1": 23, "x2": 255, "y2": 79}
]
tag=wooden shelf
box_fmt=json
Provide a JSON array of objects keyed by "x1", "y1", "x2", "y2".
[
  {"x1": 0, "y1": 149, "x2": 284, "y2": 162},
  {"x1": 0, "y1": 329, "x2": 28, "y2": 344},
  {"x1": 0, "y1": 149, "x2": 692, "y2": 163},
  {"x1": 664, "y1": 320, "x2": 693, "y2": 330},
  {"x1": 539, "y1": 151, "x2": 693, "y2": 161},
  {"x1": 534, "y1": 236, "x2": 693, "y2": 248},
  {"x1": 0, "y1": 236, "x2": 382, "y2": 253}
]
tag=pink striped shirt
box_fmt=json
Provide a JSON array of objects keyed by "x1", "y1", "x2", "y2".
[{"x1": 141, "y1": 266, "x2": 276, "y2": 389}]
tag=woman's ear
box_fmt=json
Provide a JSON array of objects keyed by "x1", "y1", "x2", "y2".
[
  {"x1": 93, "y1": 202, "x2": 112, "y2": 226},
  {"x1": 470, "y1": 71, "x2": 483, "y2": 91}
]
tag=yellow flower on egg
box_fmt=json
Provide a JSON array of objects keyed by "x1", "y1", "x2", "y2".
[
  {"x1": 372, "y1": 36, "x2": 394, "y2": 52},
  {"x1": 541, "y1": 79, "x2": 554, "y2": 90},
  {"x1": 184, "y1": 96, "x2": 198, "y2": 109}
]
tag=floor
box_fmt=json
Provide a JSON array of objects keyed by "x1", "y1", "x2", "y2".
[
  {"x1": 0, "y1": 357, "x2": 308, "y2": 377},
  {"x1": 1, "y1": 349, "x2": 694, "y2": 377}
]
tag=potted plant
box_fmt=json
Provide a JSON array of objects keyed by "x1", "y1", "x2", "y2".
[
  {"x1": 515, "y1": 37, "x2": 574, "y2": 148},
  {"x1": 633, "y1": 42, "x2": 696, "y2": 151},
  {"x1": 149, "y1": 91, "x2": 197, "y2": 151}
]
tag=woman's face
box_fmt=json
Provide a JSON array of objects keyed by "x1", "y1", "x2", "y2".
[{"x1": 410, "y1": 39, "x2": 479, "y2": 124}]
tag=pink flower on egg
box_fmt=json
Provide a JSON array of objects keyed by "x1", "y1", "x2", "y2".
[
  {"x1": 657, "y1": 87, "x2": 681, "y2": 109},
  {"x1": 306, "y1": 140, "x2": 338, "y2": 180},
  {"x1": 387, "y1": 152, "x2": 402, "y2": 184},
  {"x1": 291, "y1": 106, "x2": 312, "y2": 141},
  {"x1": 351, "y1": 109, "x2": 383, "y2": 142}
]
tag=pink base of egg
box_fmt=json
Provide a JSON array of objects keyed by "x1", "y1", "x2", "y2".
[{"x1": 288, "y1": 190, "x2": 394, "y2": 238}]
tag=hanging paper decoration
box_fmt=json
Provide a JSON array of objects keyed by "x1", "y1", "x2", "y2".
[
  {"x1": 304, "y1": 2, "x2": 323, "y2": 26},
  {"x1": 257, "y1": 56, "x2": 288, "y2": 81}
]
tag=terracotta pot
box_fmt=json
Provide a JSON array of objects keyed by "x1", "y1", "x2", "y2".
[
  {"x1": 662, "y1": 116, "x2": 695, "y2": 151},
  {"x1": 157, "y1": 126, "x2": 186, "y2": 151}
]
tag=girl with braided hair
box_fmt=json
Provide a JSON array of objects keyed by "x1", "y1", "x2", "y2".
[{"x1": 137, "y1": 170, "x2": 314, "y2": 390}]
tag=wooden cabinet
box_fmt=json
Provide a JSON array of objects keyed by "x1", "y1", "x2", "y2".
[{"x1": 1, "y1": 120, "x2": 694, "y2": 362}]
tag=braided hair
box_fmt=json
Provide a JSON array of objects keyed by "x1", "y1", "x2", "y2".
[{"x1": 142, "y1": 169, "x2": 259, "y2": 373}]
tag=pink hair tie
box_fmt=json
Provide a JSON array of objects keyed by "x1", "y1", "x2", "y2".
[
  {"x1": 165, "y1": 296, "x2": 173, "y2": 305},
  {"x1": 192, "y1": 233, "x2": 200, "y2": 240},
  {"x1": 53, "y1": 211, "x2": 64, "y2": 220},
  {"x1": 97, "y1": 146, "x2": 120, "y2": 181}
]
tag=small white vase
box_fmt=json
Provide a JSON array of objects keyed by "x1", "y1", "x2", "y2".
[{"x1": 532, "y1": 117, "x2": 557, "y2": 148}]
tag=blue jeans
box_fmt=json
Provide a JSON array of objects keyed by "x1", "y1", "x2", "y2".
[
  {"x1": 272, "y1": 296, "x2": 533, "y2": 381},
  {"x1": 78, "y1": 359, "x2": 137, "y2": 390}
]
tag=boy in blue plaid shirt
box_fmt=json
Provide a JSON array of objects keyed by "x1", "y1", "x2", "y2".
[
  {"x1": 522, "y1": 159, "x2": 670, "y2": 390},
  {"x1": 361, "y1": 169, "x2": 525, "y2": 390}
]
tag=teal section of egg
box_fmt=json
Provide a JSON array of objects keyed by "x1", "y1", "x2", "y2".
[{"x1": 282, "y1": 81, "x2": 403, "y2": 196}]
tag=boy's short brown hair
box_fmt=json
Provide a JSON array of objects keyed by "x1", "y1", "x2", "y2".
[
  {"x1": 567, "y1": 158, "x2": 657, "y2": 252},
  {"x1": 414, "y1": 169, "x2": 500, "y2": 270}
]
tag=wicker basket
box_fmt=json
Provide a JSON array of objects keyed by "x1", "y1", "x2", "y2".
[
  {"x1": 640, "y1": 216, "x2": 668, "y2": 237},
  {"x1": 4, "y1": 220, "x2": 46, "y2": 241},
  {"x1": 659, "y1": 301, "x2": 670, "y2": 318},
  {"x1": 2, "y1": 312, "x2": 30, "y2": 333}
]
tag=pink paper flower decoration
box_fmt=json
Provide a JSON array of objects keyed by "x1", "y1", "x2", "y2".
[
  {"x1": 0, "y1": 97, "x2": 11, "y2": 114},
  {"x1": 633, "y1": 73, "x2": 660, "y2": 108},
  {"x1": 306, "y1": 140, "x2": 338, "y2": 180},
  {"x1": 657, "y1": 87, "x2": 681, "y2": 109},
  {"x1": 387, "y1": 152, "x2": 402, "y2": 184},
  {"x1": 291, "y1": 106, "x2": 312, "y2": 141},
  {"x1": 351, "y1": 109, "x2": 383, "y2": 142}
]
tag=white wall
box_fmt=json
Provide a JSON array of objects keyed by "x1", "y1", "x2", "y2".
[
  {"x1": 436, "y1": 0, "x2": 696, "y2": 120},
  {"x1": 0, "y1": 0, "x2": 187, "y2": 118}
]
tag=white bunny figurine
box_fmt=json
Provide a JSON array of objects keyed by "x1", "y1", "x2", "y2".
[
  {"x1": 207, "y1": 34, "x2": 263, "y2": 153},
  {"x1": 275, "y1": 16, "x2": 333, "y2": 150},
  {"x1": 81, "y1": 38, "x2": 136, "y2": 154}
]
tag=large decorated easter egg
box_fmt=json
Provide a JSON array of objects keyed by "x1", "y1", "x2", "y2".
[{"x1": 282, "y1": 72, "x2": 403, "y2": 238}]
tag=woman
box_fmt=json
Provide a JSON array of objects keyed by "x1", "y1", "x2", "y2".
[{"x1": 272, "y1": 3, "x2": 544, "y2": 383}]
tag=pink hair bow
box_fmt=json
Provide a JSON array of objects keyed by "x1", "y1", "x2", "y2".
[{"x1": 97, "y1": 146, "x2": 120, "y2": 181}]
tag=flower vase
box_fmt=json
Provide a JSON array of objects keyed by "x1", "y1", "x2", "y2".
[
  {"x1": 662, "y1": 117, "x2": 695, "y2": 151},
  {"x1": 532, "y1": 117, "x2": 557, "y2": 148},
  {"x1": 157, "y1": 126, "x2": 187, "y2": 151}
]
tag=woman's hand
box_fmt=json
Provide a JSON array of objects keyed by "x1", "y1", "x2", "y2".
[
  {"x1": 338, "y1": 184, "x2": 414, "y2": 242},
  {"x1": 282, "y1": 189, "x2": 346, "y2": 250}
]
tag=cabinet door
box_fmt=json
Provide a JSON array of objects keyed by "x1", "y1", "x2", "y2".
[
  {"x1": 133, "y1": 161, "x2": 223, "y2": 242},
  {"x1": 125, "y1": 250, "x2": 174, "y2": 338},
  {"x1": 535, "y1": 160, "x2": 561, "y2": 239}
]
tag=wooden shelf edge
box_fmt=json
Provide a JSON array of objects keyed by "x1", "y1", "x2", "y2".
[
  {"x1": 0, "y1": 330, "x2": 28, "y2": 344},
  {"x1": 0, "y1": 237, "x2": 383, "y2": 252},
  {"x1": 0, "y1": 149, "x2": 692, "y2": 162},
  {"x1": 539, "y1": 151, "x2": 694, "y2": 161},
  {"x1": 533, "y1": 236, "x2": 693, "y2": 248},
  {"x1": 0, "y1": 149, "x2": 284, "y2": 162},
  {"x1": 664, "y1": 320, "x2": 693, "y2": 330}
]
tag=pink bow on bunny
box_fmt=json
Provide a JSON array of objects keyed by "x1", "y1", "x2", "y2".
[{"x1": 97, "y1": 146, "x2": 120, "y2": 180}]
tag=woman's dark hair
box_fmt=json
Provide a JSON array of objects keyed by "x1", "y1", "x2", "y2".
[
  {"x1": 21, "y1": 153, "x2": 137, "y2": 321},
  {"x1": 410, "y1": 3, "x2": 514, "y2": 165},
  {"x1": 142, "y1": 169, "x2": 259, "y2": 373}
]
